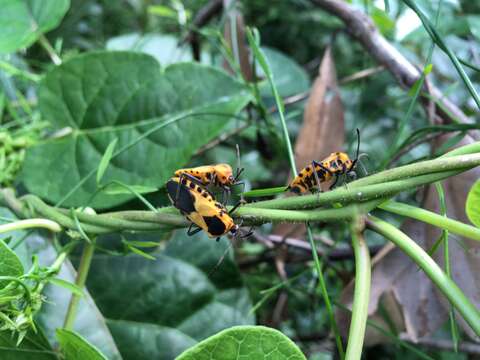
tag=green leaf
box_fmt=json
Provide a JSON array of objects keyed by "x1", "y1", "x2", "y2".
[
  {"x1": 57, "y1": 329, "x2": 107, "y2": 360},
  {"x1": 466, "y1": 180, "x2": 480, "y2": 227},
  {"x1": 148, "y1": 5, "x2": 178, "y2": 18},
  {"x1": 467, "y1": 15, "x2": 480, "y2": 40},
  {"x1": 0, "y1": 327, "x2": 57, "y2": 360},
  {"x1": 21, "y1": 51, "x2": 252, "y2": 209},
  {"x1": 176, "y1": 325, "x2": 306, "y2": 360},
  {"x1": 96, "y1": 138, "x2": 117, "y2": 185},
  {"x1": 103, "y1": 184, "x2": 157, "y2": 195},
  {"x1": 85, "y1": 232, "x2": 254, "y2": 359},
  {"x1": 108, "y1": 320, "x2": 196, "y2": 360},
  {"x1": 48, "y1": 278, "x2": 84, "y2": 297},
  {"x1": 0, "y1": 0, "x2": 70, "y2": 54},
  {"x1": 0, "y1": 239, "x2": 23, "y2": 288},
  {"x1": 125, "y1": 244, "x2": 156, "y2": 260},
  {"x1": 258, "y1": 47, "x2": 310, "y2": 99},
  {"x1": 123, "y1": 240, "x2": 159, "y2": 248},
  {"x1": 106, "y1": 33, "x2": 210, "y2": 66}
]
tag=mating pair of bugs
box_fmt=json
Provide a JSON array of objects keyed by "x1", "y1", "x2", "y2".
[
  {"x1": 166, "y1": 129, "x2": 361, "y2": 239},
  {"x1": 166, "y1": 164, "x2": 246, "y2": 241}
]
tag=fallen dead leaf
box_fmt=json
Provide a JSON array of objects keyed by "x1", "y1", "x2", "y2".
[
  {"x1": 223, "y1": 0, "x2": 252, "y2": 81},
  {"x1": 274, "y1": 46, "x2": 345, "y2": 239}
]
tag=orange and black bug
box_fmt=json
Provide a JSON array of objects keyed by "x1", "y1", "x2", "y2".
[
  {"x1": 287, "y1": 129, "x2": 361, "y2": 194},
  {"x1": 174, "y1": 159, "x2": 245, "y2": 204},
  {"x1": 166, "y1": 176, "x2": 244, "y2": 240},
  {"x1": 174, "y1": 164, "x2": 243, "y2": 189}
]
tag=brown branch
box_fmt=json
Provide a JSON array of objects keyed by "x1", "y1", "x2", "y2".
[
  {"x1": 184, "y1": 0, "x2": 223, "y2": 60},
  {"x1": 311, "y1": 0, "x2": 479, "y2": 141}
]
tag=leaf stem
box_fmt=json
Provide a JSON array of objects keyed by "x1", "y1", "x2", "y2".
[
  {"x1": 366, "y1": 216, "x2": 480, "y2": 336},
  {"x1": 345, "y1": 216, "x2": 370, "y2": 360},
  {"x1": 38, "y1": 34, "x2": 62, "y2": 65},
  {"x1": 63, "y1": 242, "x2": 95, "y2": 330}
]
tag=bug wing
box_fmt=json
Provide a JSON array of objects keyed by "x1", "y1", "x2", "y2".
[{"x1": 166, "y1": 179, "x2": 196, "y2": 214}]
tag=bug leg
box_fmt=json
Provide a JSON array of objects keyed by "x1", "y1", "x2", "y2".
[
  {"x1": 187, "y1": 223, "x2": 203, "y2": 236},
  {"x1": 311, "y1": 161, "x2": 323, "y2": 194},
  {"x1": 241, "y1": 226, "x2": 254, "y2": 238},
  {"x1": 228, "y1": 201, "x2": 243, "y2": 215},
  {"x1": 329, "y1": 175, "x2": 340, "y2": 190},
  {"x1": 221, "y1": 186, "x2": 231, "y2": 206}
]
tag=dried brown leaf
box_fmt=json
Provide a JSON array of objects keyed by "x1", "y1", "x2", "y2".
[
  {"x1": 223, "y1": 0, "x2": 252, "y2": 81},
  {"x1": 274, "y1": 46, "x2": 345, "y2": 238}
]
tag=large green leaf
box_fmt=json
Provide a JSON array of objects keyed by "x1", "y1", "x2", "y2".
[
  {"x1": 259, "y1": 47, "x2": 310, "y2": 99},
  {"x1": 0, "y1": 328, "x2": 57, "y2": 360},
  {"x1": 57, "y1": 329, "x2": 107, "y2": 360},
  {"x1": 0, "y1": 0, "x2": 70, "y2": 54},
  {"x1": 108, "y1": 320, "x2": 196, "y2": 360},
  {"x1": 20, "y1": 51, "x2": 252, "y2": 208},
  {"x1": 85, "y1": 232, "x2": 254, "y2": 360},
  {"x1": 176, "y1": 326, "x2": 307, "y2": 360}
]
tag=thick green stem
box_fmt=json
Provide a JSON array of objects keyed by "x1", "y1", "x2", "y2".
[
  {"x1": 350, "y1": 153, "x2": 480, "y2": 188},
  {"x1": 0, "y1": 219, "x2": 61, "y2": 233},
  {"x1": 63, "y1": 242, "x2": 95, "y2": 330},
  {"x1": 345, "y1": 216, "x2": 371, "y2": 360},
  {"x1": 235, "y1": 199, "x2": 383, "y2": 224},
  {"x1": 366, "y1": 216, "x2": 480, "y2": 335},
  {"x1": 246, "y1": 170, "x2": 460, "y2": 210},
  {"x1": 379, "y1": 200, "x2": 480, "y2": 242}
]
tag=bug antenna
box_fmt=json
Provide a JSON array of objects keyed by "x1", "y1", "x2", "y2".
[{"x1": 350, "y1": 128, "x2": 361, "y2": 170}]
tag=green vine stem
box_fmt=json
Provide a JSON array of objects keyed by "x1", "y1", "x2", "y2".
[
  {"x1": 345, "y1": 216, "x2": 371, "y2": 360},
  {"x1": 0, "y1": 218, "x2": 61, "y2": 234},
  {"x1": 379, "y1": 200, "x2": 480, "y2": 241},
  {"x1": 245, "y1": 170, "x2": 460, "y2": 210},
  {"x1": 63, "y1": 242, "x2": 95, "y2": 330},
  {"x1": 235, "y1": 199, "x2": 383, "y2": 224},
  {"x1": 366, "y1": 216, "x2": 480, "y2": 336}
]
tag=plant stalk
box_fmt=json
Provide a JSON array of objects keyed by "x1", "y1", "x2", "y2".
[
  {"x1": 379, "y1": 200, "x2": 480, "y2": 242},
  {"x1": 345, "y1": 216, "x2": 371, "y2": 360},
  {"x1": 63, "y1": 242, "x2": 95, "y2": 330},
  {"x1": 366, "y1": 216, "x2": 480, "y2": 335}
]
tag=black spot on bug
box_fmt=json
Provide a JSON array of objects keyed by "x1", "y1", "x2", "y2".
[
  {"x1": 298, "y1": 172, "x2": 303, "y2": 177},
  {"x1": 203, "y1": 215, "x2": 227, "y2": 236},
  {"x1": 189, "y1": 182, "x2": 195, "y2": 189},
  {"x1": 181, "y1": 178, "x2": 187, "y2": 185},
  {"x1": 166, "y1": 180, "x2": 196, "y2": 214},
  {"x1": 202, "y1": 192, "x2": 208, "y2": 198}
]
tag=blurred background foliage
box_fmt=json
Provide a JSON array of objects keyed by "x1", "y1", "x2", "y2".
[{"x1": 0, "y1": 0, "x2": 479, "y2": 359}]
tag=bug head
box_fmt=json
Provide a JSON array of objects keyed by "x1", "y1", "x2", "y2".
[
  {"x1": 214, "y1": 164, "x2": 235, "y2": 185},
  {"x1": 230, "y1": 224, "x2": 239, "y2": 235}
]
